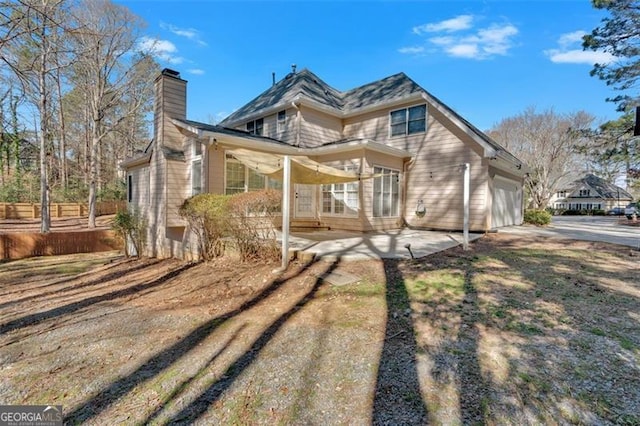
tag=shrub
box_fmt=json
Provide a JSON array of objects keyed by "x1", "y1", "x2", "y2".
[
  {"x1": 112, "y1": 208, "x2": 147, "y2": 257},
  {"x1": 226, "y1": 189, "x2": 282, "y2": 262},
  {"x1": 179, "y1": 193, "x2": 231, "y2": 261},
  {"x1": 524, "y1": 209, "x2": 552, "y2": 226}
]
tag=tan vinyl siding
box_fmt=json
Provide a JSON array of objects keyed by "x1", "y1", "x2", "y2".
[
  {"x1": 166, "y1": 159, "x2": 187, "y2": 227},
  {"x1": 404, "y1": 111, "x2": 488, "y2": 231},
  {"x1": 207, "y1": 147, "x2": 225, "y2": 194},
  {"x1": 155, "y1": 76, "x2": 186, "y2": 150},
  {"x1": 299, "y1": 106, "x2": 342, "y2": 147},
  {"x1": 128, "y1": 165, "x2": 150, "y2": 214}
]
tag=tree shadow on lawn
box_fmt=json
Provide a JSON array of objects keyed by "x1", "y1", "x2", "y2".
[
  {"x1": 372, "y1": 258, "x2": 429, "y2": 425},
  {"x1": 0, "y1": 258, "x2": 161, "y2": 311},
  {"x1": 0, "y1": 261, "x2": 194, "y2": 338},
  {"x1": 64, "y1": 258, "x2": 339, "y2": 425},
  {"x1": 161, "y1": 258, "x2": 340, "y2": 424},
  {"x1": 408, "y1": 235, "x2": 640, "y2": 424},
  {"x1": 482, "y1": 237, "x2": 640, "y2": 422}
]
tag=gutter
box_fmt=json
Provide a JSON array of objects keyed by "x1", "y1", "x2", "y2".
[{"x1": 120, "y1": 152, "x2": 152, "y2": 169}]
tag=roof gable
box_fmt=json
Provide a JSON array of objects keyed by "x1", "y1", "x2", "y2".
[
  {"x1": 220, "y1": 69, "x2": 342, "y2": 125},
  {"x1": 567, "y1": 174, "x2": 632, "y2": 199},
  {"x1": 220, "y1": 69, "x2": 426, "y2": 126}
]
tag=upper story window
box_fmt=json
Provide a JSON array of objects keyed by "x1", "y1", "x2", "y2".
[
  {"x1": 579, "y1": 189, "x2": 590, "y2": 197},
  {"x1": 557, "y1": 190, "x2": 567, "y2": 198},
  {"x1": 246, "y1": 118, "x2": 264, "y2": 136},
  {"x1": 277, "y1": 110, "x2": 286, "y2": 133},
  {"x1": 390, "y1": 104, "x2": 427, "y2": 137}
]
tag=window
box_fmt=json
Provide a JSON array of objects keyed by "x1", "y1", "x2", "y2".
[
  {"x1": 246, "y1": 118, "x2": 264, "y2": 136},
  {"x1": 225, "y1": 153, "x2": 281, "y2": 194},
  {"x1": 557, "y1": 190, "x2": 567, "y2": 198},
  {"x1": 127, "y1": 174, "x2": 133, "y2": 203},
  {"x1": 579, "y1": 189, "x2": 590, "y2": 197},
  {"x1": 390, "y1": 104, "x2": 426, "y2": 136},
  {"x1": 277, "y1": 110, "x2": 286, "y2": 133},
  {"x1": 192, "y1": 160, "x2": 202, "y2": 195},
  {"x1": 322, "y1": 168, "x2": 359, "y2": 216},
  {"x1": 373, "y1": 166, "x2": 399, "y2": 217},
  {"x1": 192, "y1": 140, "x2": 202, "y2": 195}
]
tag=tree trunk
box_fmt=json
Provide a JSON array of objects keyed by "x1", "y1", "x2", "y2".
[
  {"x1": 39, "y1": 25, "x2": 50, "y2": 233},
  {"x1": 56, "y1": 67, "x2": 67, "y2": 188},
  {"x1": 88, "y1": 135, "x2": 98, "y2": 228}
]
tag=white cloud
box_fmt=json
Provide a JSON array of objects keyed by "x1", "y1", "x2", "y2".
[
  {"x1": 545, "y1": 30, "x2": 615, "y2": 65},
  {"x1": 137, "y1": 36, "x2": 184, "y2": 64},
  {"x1": 160, "y1": 22, "x2": 207, "y2": 46},
  {"x1": 398, "y1": 46, "x2": 425, "y2": 54},
  {"x1": 558, "y1": 30, "x2": 586, "y2": 47},
  {"x1": 413, "y1": 15, "x2": 473, "y2": 35},
  {"x1": 446, "y1": 44, "x2": 479, "y2": 59},
  {"x1": 188, "y1": 68, "x2": 205, "y2": 75},
  {"x1": 545, "y1": 49, "x2": 615, "y2": 64},
  {"x1": 402, "y1": 16, "x2": 518, "y2": 60}
]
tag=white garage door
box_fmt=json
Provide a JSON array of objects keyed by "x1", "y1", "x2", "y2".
[{"x1": 492, "y1": 176, "x2": 522, "y2": 228}]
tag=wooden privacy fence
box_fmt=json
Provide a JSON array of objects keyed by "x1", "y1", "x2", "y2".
[
  {"x1": 0, "y1": 230, "x2": 120, "y2": 260},
  {"x1": 0, "y1": 201, "x2": 126, "y2": 220}
]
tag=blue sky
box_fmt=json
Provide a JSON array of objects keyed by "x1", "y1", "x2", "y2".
[{"x1": 120, "y1": 0, "x2": 622, "y2": 131}]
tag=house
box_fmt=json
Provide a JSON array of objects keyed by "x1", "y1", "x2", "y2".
[
  {"x1": 549, "y1": 173, "x2": 632, "y2": 212},
  {"x1": 121, "y1": 68, "x2": 527, "y2": 258}
]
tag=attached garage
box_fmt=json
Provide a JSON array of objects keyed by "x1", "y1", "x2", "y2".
[{"x1": 491, "y1": 175, "x2": 523, "y2": 228}]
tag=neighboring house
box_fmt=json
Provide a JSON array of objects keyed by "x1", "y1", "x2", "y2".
[
  {"x1": 121, "y1": 68, "x2": 527, "y2": 258},
  {"x1": 549, "y1": 173, "x2": 632, "y2": 212}
]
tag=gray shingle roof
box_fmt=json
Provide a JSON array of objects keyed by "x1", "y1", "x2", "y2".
[
  {"x1": 220, "y1": 69, "x2": 343, "y2": 125},
  {"x1": 220, "y1": 69, "x2": 426, "y2": 126},
  {"x1": 578, "y1": 173, "x2": 633, "y2": 199}
]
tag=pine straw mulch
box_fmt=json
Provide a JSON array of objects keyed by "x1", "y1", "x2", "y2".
[{"x1": 0, "y1": 233, "x2": 638, "y2": 425}]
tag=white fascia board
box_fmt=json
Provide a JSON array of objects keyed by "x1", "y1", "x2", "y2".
[
  {"x1": 200, "y1": 129, "x2": 412, "y2": 159},
  {"x1": 172, "y1": 119, "x2": 204, "y2": 138},
  {"x1": 120, "y1": 152, "x2": 152, "y2": 169}
]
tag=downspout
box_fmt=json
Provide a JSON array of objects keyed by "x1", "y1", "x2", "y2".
[
  {"x1": 291, "y1": 101, "x2": 301, "y2": 147},
  {"x1": 402, "y1": 157, "x2": 416, "y2": 227}
]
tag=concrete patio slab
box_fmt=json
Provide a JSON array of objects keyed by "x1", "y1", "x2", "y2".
[{"x1": 279, "y1": 228, "x2": 484, "y2": 261}]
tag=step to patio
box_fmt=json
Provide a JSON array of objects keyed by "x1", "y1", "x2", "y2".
[{"x1": 290, "y1": 220, "x2": 330, "y2": 233}]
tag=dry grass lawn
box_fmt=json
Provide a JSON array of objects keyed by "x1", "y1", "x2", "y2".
[{"x1": 0, "y1": 233, "x2": 638, "y2": 425}]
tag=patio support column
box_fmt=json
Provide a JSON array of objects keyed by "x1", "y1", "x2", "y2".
[
  {"x1": 463, "y1": 163, "x2": 470, "y2": 250},
  {"x1": 281, "y1": 155, "x2": 291, "y2": 269}
]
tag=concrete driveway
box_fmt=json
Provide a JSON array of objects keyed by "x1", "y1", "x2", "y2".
[{"x1": 499, "y1": 216, "x2": 640, "y2": 249}]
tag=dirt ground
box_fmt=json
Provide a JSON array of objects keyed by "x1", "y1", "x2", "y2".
[{"x1": 0, "y1": 234, "x2": 638, "y2": 425}]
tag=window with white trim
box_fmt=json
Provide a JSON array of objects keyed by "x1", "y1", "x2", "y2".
[
  {"x1": 373, "y1": 166, "x2": 399, "y2": 217},
  {"x1": 225, "y1": 153, "x2": 281, "y2": 194},
  {"x1": 192, "y1": 140, "x2": 202, "y2": 195},
  {"x1": 277, "y1": 110, "x2": 286, "y2": 133},
  {"x1": 390, "y1": 104, "x2": 426, "y2": 137},
  {"x1": 579, "y1": 189, "x2": 590, "y2": 197},
  {"x1": 322, "y1": 166, "x2": 359, "y2": 216},
  {"x1": 246, "y1": 118, "x2": 264, "y2": 136}
]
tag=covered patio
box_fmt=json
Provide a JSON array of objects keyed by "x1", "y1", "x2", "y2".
[{"x1": 283, "y1": 228, "x2": 484, "y2": 262}]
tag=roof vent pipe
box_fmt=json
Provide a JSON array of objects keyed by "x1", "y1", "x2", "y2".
[
  {"x1": 272, "y1": 72, "x2": 276, "y2": 86},
  {"x1": 291, "y1": 63, "x2": 297, "y2": 74}
]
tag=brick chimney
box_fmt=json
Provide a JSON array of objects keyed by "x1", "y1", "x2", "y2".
[{"x1": 154, "y1": 68, "x2": 187, "y2": 150}]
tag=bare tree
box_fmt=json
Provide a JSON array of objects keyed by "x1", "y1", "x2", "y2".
[
  {"x1": 69, "y1": 0, "x2": 156, "y2": 228},
  {"x1": 2, "y1": 0, "x2": 74, "y2": 232},
  {"x1": 488, "y1": 107, "x2": 595, "y2": 209}
]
